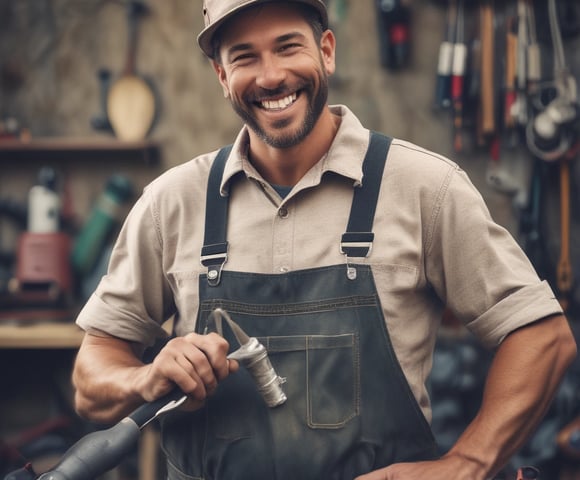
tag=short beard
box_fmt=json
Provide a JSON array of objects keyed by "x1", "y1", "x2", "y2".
[{"x1": 231, "y1": 72, "x2": 329, "y2": 149}]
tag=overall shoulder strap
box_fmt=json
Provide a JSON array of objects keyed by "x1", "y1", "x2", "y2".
[
  {"x1": 200, "y1": 145, "x2": 233, "y2": 286},
  {"x1": 341, "y1": 131, "x2": 392, "y2": 279}
]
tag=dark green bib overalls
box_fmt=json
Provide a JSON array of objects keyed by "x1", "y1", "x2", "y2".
[{"x1": 161, "y1": 133, "x2": 438, "y2": 479}]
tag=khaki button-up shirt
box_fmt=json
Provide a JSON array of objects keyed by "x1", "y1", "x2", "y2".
[{"x1": 77, "y1": 105, "x2": 562, "y2": 420}]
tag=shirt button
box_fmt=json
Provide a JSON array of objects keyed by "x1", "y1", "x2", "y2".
[{"x1": 278, "y1": 207, "x2": 289, "y2": 218}]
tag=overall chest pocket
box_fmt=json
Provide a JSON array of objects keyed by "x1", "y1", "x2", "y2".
[{"x1": 263, "y1": 332, "x2": 360, "y2": 429}]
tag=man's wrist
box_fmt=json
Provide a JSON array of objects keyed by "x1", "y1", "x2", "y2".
[{"x1": 441, "y1": 450, "x2": 492, "y2": 480}]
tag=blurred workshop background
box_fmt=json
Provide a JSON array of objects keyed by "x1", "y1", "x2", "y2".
[{"x1": 1, "y1": 0, "x2": 580, "y2": 479}]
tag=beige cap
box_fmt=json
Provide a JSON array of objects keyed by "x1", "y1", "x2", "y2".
[{"x1": 198, "y1": 0, "x2": 328, "y2": 58}]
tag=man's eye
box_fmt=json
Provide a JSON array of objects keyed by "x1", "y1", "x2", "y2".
[
  {"x1": 279, "y1": 43, "x2": 301, "y2": 53},
  {"x1": 232, "y1": 53, "x2": 254, "y2": 63}
]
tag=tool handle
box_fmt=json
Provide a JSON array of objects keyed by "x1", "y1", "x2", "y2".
[
  {"x1": 36, "y1": 419, "x2": 141, "y2": 480},
  {"x1": 434, "y1": 41, "x2": 453, "y2": 109},
  {"x1": 0, "y1": 399, "x2": 172, "y2": 480},
  {"x1": 480, "y1": 0, "x2": 495, "y2": 135},
  {"x1": 527, "y1": 43, "x2": 541, "y2": 93},
  {"x1": 451, "y1": 43, "x2": 467, "y2": 98},
  {"x1": 31, "y1": 390, "x2": 185, "y2": 480},
  {"x1": 505, "y1": 22, "x2": 518, "y2": 128},
  {"x1": 128, "y1": 389, "x2": 187, "y2": 428},
  {"x1": 434, "y1": 73, "x2": 452, "y2": 109},
  {"x1": 557, "y1": 160, "x2": 573, "y2": 297}
]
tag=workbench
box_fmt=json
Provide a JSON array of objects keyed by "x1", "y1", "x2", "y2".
[{"x1": 0, "y1": 322, "x2": 84, "y2": 349}]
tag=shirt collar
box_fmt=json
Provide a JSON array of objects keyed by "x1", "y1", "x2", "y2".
[{"x1": 219, "y1": 105, "x2": 370, "y2": 196}]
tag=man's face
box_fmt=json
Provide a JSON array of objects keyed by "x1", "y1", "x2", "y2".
[{"x1": 213, "y1": 4, "x2": 335, "y2": 149}]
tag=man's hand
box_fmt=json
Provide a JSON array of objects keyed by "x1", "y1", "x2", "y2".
[
  {"x1": 356, "y1": 314, "x2": 576, "y2": 480},
  {"x1": 355, "y1": 455, "x2": 484, "y2": 480},
  {"x1": 73, "y1": 331, "x2": 238, "y2": 423},
  {"x1": 137, "y1": 332, "x2": 239, "y2": 409}
]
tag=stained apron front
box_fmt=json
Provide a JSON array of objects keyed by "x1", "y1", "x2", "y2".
[{"x1": 160, "y1": 133, "x2": 439, "y2": 479}]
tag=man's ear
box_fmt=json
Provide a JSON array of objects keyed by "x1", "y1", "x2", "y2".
[
  {"x1": 212, "y1": 60, "x2": 230, "y2": 98},
  {"x1": 320, "y1": 29, "x2": 336, "y2": 76}
]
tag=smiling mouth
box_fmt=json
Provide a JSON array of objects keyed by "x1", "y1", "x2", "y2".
[{"x1": 258, "y1": 92, "x2": 298, "y2": 111}]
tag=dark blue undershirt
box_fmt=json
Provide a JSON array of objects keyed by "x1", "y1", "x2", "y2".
[{"x1": 272, "y1": 184, "x2": 293, "y2": 198}]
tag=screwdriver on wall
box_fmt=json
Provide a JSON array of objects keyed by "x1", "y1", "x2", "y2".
[
  {"x1": 504, "y1": 16, "x2": 518, "y2": 133},
  {"x1": 556, "y1": 143, "x2": 580, "y2": 312},
  {"x1": 524, "y1": 0, "x2": 541, "y2": 96},
  {"x1": 479, "y1": 0, "x2": 496, "y2": 137},
  {"x1": 513, "y1": 0, "x2": 529, "y2": 126},
  {"x1": 451, "y1": 0, "x2": 467, "y2": 152},
  {"x1": 434, "y1": 0, "x2": 457, "y2": 110}
]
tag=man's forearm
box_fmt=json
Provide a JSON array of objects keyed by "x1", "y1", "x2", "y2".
[
  {"x1": 445, "y1": 314, "x2": 577, "y2": 477},
  {"x1": 72, "y1": 333, "x2": 149, "y2": 424},
  {"x1": 73, "y1": 330, "x2": 236, "y2": 425}
]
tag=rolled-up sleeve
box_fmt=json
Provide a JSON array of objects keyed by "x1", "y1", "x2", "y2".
[
  {"x1": 425, "y1": 166, "x2": 562, "y2": 348},
  {"x1": 76, "y1": 187, "x2": 173, "y2": 347}
]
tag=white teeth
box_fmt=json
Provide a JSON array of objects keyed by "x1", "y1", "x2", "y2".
[{"x1": 261, "y1": 93, "x2": 297, "y2": 110}]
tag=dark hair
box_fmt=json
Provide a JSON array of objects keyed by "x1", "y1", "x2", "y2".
[{"x1": 211, "y1": 3, "x2": 325, "y2": 63}]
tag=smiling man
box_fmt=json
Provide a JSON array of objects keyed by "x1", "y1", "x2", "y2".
[
  {"x1": 71, "y1": 1, "x2": 576, "y2": 479},
  {"x1": 216, "y1": 5, "x2": 330, "y2": 147},
  {"x1": 211, "y1": 1, "x2": 339, "y2": 185}
]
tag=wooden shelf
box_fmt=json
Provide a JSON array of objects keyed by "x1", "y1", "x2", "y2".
[
  {"x1": 0, "y1": 322, "x2": 84, "y2": 349},
  {"x1": 0, "y1": 137, "x2": 161, "y2": 164}
]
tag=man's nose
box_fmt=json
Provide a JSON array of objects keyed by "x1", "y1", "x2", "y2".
[{"x1": 256, "y1": 55, "x2": 287, "y2": 89}]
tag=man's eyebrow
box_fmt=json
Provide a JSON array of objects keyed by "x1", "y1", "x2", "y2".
[
  {"x1": 226, "y1": 42, "x2": 253, "y2": 60},
  {"x1": 275, "y1": 31, "x2": 307, "y2": 43}
]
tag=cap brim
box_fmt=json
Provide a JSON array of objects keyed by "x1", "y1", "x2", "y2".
[{"x1": 197, "y1": 0, "x2": 328, "y2": 59}]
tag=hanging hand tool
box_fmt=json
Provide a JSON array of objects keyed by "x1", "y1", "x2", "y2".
[
  {"x1": 486, "y1": 8, "x2": 519, "y2": 194},
  {"x1": 486, "y1": 140, "x2": 532, "y2": 211},
  {"x1": 556, "y1": 142, "x2": 580, "y2": 311},
  {"x1": 518, "y1": 159, "x2": 548, "y2": 278},
  {"x1": 479, "y1": 0, "x2": 496, "y2": 137},
  {"x1": 451, "y1": 0, "x2": 467, "y2": 152},
  {"x1": 434, "y1": 0, "x2": 457, "y2": 110},
  {"x1": 107, "y1": 0, "x2": 157, "y2": 142},
  {"x1": 504, "y1": 15, "x2": 518, "y2": 132},
  {"x1": 90, "y1": 68, "x2": 113, "y2": 132},
  {"x1": 465, "y1": 30, "x2": 482, "y2": 147},
  {"x1": 524, "y1": 0, "x2": 541, "y2": 97},
  {"x1": 511, "y1": 0, "x2": 530, "y2": 127},
  {"x1": 485, "y1": 5, "x2": 530, "y2": 202},
  {"x1": 375, "y1": 0, "x2": 412, "y2": 70},
  {"x1": 557, "y1": 156, "x2": 572, "y2": 311},
  {"x1": 526, "y1": 0, "x2": 578, "y2": 162}
]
